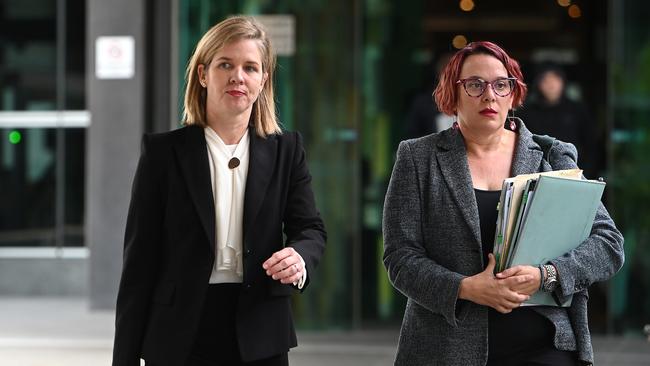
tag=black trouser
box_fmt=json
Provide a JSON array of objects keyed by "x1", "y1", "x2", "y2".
[
  {"x1": 149, "y1": 283, "x2": 288, "y2": 366},
  {"x1": 487, "y1": 345, "x2": 578, "y2": 366}
]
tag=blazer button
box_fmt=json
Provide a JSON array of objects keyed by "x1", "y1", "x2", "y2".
[
  {"x1": 244, "y1": 249, "x2": 251, "y2": 258},
  {"x1": 245, "y1": 284, "x2": 252, "y2": 289}
]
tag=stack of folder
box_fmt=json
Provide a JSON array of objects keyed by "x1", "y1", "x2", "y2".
[{"x1": 492, "y1": 169, "x2": 605, "y2": 306}]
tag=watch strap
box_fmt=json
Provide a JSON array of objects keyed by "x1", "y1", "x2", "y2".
[{"x1": 542, "y1": 264, "x2": 558, "y2": 293}]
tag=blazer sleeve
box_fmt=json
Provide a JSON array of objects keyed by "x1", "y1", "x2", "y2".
[
  {"x1": 383, "y1": 141, "x2": 467, "y2": 327},
  {"x1": 112, "y1": 134, "x2": 164, "y2": 366},
  {"x1": 282, "y1": 132, "x2": 327, "y2": 291},
  {"x1": 545, "y1": 140, "x2": 625, "y2": 304}
]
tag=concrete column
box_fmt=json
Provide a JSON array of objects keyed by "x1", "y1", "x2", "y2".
[
  {"x1": 86, "y1": 0, "x2": 147, "y2": 309},
  {"x1": 148, "y1": 0, "x2": 176, "y2": 133}
]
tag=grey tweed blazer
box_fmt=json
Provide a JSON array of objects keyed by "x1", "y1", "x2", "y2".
[{"x1": 382, "y1": 124, "x2": 624, "y2": 366}]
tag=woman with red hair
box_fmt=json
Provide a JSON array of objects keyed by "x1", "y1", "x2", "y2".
[{"x1": 383, "y1": 41, "x2": 623, "y2": 365}]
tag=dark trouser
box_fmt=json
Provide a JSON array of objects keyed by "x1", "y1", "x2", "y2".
[
  {"x1": 149, "y1": 283, "x2": 288, "y2": 366},
  {"x1": 487, "y1": 345, "x2": 578, "y2": 366}
]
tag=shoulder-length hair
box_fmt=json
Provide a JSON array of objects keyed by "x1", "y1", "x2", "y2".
[
  {"x1": 433, "y1": 41, "x2": 527, "y2": 116},
  {"x1": 182, "y1": 15, "x2": 281, "y2": 137}
]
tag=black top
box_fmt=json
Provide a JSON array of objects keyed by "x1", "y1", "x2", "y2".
[
  {"x1": 475, "y1": 189, "x2": 501, "y2": 266},
  {"x1": 474, "y1": 189, "x2": 556, "y2": 361}
]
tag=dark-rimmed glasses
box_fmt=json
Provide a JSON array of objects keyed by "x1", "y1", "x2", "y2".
[{"x1": 456, "y1": 77, "x2": 517, "y2": 97}]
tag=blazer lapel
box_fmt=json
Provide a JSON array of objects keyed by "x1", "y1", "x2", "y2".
[
  {"x1": 243, "y1": 131, "x2": 277, "y2": 242},
  {"x1": 435, "y1": 129, "x2": 482, "y2": 248},
  {"x1": 174, "y1": 125, "x2": 216, "y2": 254},
  {"x1": 511, "y1": 123, "x2": 545, "y2": 176}
]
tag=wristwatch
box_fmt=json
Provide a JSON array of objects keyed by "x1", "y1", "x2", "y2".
[{"x1": 542, "y1": 264, "x2": 558, "y2": 293}]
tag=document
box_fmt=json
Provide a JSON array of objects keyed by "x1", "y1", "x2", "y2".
[
  {"x1": 493, "y1": 169, "x2": 582, "y2": 272},
  {"x1": 492, "y1": 169, "x2": 604, "y2": 306}
]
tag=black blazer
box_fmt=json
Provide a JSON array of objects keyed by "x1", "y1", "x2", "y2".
[{"x1": 112, "y1": 125, "x2": 326, "y2": 366}]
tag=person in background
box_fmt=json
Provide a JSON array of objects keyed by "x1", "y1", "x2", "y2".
[
  {"x1": 519, "y1": 63, "x2": 598, "y2": 177},
  {"x1": 112, "y1": 16, "x2": 326, "y2": 366},
  {"x1": 404, "y1": 52, "x2": 455, "y2": 138},
  {"x1": 383, "y1": 41, "x2": 624, "y2": 366}
]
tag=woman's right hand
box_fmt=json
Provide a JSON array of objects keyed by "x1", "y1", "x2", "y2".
[{"x1": 458, "y1": 254, "x2": 531, "y2": 313}]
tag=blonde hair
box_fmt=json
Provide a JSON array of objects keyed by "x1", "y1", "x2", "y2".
[{"x1": 182, "y1": 15, "x2": 281, "y2": 137}]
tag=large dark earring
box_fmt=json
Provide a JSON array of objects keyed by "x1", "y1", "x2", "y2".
[{"x1": 452, "y1": 115, "x2": 459, "y2": 130}]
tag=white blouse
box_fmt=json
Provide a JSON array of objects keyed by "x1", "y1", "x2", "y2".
[{"x1": 204, "y1": 127, "x2": 249, "y2": 283}]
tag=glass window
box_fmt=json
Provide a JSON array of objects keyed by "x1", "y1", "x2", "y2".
[
  {"x1": 608, "y1": 0, "x2": 650, "y2": 335},
  {"x1": 0, "y1": 0, "x2": 87, "y2": 248},
  {"x1": 0, "y1": 0, "x2": 85, "y2": 111},
  {"x1": 179, "y1": 0, "x2": 363, "y2": 328},
  {"x1": 0, "y1": 127, "x2": 85, "y2": 247}
]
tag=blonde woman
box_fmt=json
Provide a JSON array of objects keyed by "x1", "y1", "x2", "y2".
[{"x1": 113, "y1": 16, "x2": 326, "y2": 366}]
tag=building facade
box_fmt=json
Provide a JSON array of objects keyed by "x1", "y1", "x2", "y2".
[{"x1": 0, "y1": 0, "x2": 648, "y2": 334}]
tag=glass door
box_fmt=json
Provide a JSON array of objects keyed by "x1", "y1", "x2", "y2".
[
  {"x1": 607, "y1": 0, "x2": 650, "y2": 335},
  {"x1": 178, "y1": 0, "x2": 363, "y2": 329}
]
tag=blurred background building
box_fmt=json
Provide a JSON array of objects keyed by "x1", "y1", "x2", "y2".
[{"x1": 0, "y1": 0, "x2": 648, "y2": 339}]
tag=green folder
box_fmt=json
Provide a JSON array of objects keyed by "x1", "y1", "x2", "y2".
[
  {"x1": 492, "y1": 169, "x2": 582, "y2": 273},
  {"x1": 507, "y1": 175, "x2": 605, "y2": 306}
]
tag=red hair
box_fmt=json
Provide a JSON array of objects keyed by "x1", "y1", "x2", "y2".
[{"x1": 433, "y1": 41, "x2": 527, "y2": 116}]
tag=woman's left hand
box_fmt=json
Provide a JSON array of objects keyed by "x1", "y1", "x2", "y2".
[
  {"x1": 262, "y1": 247, "x2": 304, "y2": 284},
  {"x1": 495, "y1": 265, "x2": 542, "y2": 296}
]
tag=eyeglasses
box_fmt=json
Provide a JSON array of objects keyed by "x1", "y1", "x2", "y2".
[{"x1": 456, "y1": 77, "x2": 517, "y2": 97}]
